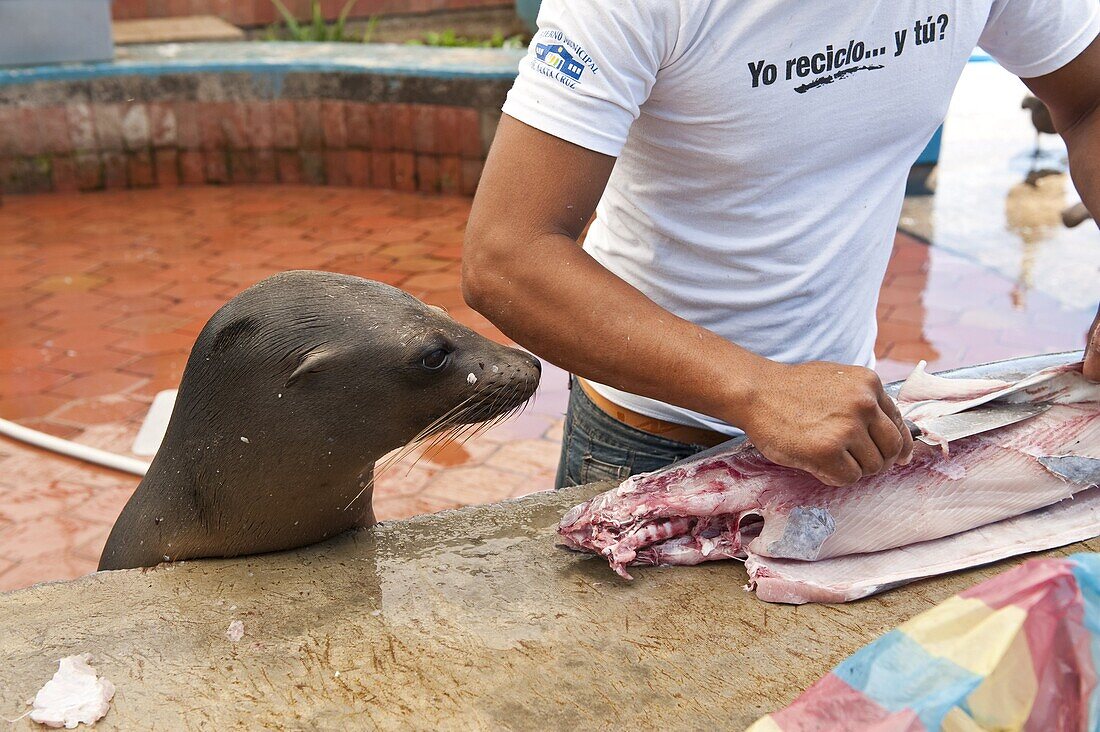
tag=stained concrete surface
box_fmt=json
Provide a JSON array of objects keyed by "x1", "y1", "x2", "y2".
[{"x1": 1, "y1": 481, "x2": 1097, "y2": 730}]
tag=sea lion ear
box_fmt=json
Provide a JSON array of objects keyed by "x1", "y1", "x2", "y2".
[{"x1": 285, "y1": 349, "x2": 335, "y2": 387}]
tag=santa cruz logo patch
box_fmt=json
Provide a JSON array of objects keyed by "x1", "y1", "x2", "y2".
[{"x1": 531, "y1": 30, "x2": 599, "y2": 89}]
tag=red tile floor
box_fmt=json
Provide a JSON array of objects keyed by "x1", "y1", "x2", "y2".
[{"x1": 0, "y1": 186, "x2": 1094, "y2": 592}]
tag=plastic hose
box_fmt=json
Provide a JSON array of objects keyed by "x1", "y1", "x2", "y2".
[{"x1": 0, "y1": 417, "x2": 149, "y2": 476}]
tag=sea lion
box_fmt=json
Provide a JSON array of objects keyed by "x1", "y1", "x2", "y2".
[{"x1": 98, "y1": 270, "x2": 541, "y2": 571}]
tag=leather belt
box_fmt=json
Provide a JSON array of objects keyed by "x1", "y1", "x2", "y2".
[{"x1": 576, "y1": 378, "x2": 730, "y2": 448}]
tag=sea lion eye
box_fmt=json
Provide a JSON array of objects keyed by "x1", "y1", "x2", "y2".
[{"x1": 420, "y1": 348, "x2": 450, "y2": 371}]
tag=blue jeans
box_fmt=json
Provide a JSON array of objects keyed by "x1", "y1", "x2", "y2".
[{"x1": 555, "y1": 377, "x2": 711, "y2": 488}]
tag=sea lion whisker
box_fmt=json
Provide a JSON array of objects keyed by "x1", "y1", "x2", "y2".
[
  {"x1": 406, "y1": 393, "x2": 480, "y2": 442},
  {"x1": 342, "y1": 476, "x2": 377, "y2": 512},
  {"x1": 372, "y1": 397, "x2": 484, "y2": 485}
]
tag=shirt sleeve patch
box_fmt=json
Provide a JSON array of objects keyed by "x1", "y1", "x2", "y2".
[{"x1": 531, "y1": 29, "x2": 600, "y2": 89}]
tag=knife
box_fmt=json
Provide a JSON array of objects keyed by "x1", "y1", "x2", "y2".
[{"x1": 903, "y1": 401, "x2": 1050, "y2": 445}]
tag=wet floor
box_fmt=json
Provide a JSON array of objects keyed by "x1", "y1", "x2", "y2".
[{"x1": 0, "y1": 61, "x2": 1095, "y2": 592}]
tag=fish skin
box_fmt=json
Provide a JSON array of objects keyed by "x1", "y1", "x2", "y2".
[
  {"x1": 558, "y1": 362, "x2": 1100, "y2": 599},
  {"x1": 1038, "y1": 455, "x2": 1100, "y2": 486},
  {"x1": 746, "y1": 486, "x2": 1100, "y2": 604}
]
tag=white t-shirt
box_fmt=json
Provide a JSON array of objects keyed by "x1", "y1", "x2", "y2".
[{"x1": 502, "y1": 0, "x2": 1100, "y2": 435}]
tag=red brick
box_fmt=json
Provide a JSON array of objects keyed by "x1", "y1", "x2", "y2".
[
  {"x1": 174, "y1": 101, "x2": 201, "y2": 149},
  {"x1": 321, "y1": 101, "x2": 347, "y2": 148},
  {"x1": 179, "y1": 151, "x2": 205, "y2": 184},
  {"x1": 436, "y1": 107, "x2": 461, "y2": 156},
  {"x1": 102, "y1": 152, "x2": 128, "y2": 188},
  {"x1": 393, "y1": 104, "x2": 414, "y2": 151},
  {"x1": 18, "y1": 107, "x2": 45, "y2": 155},
  {"x1": 345, "y1": 102, "x2": 372, "y2": 148},
  {"x1": 271, "y1": 100, "x2": 298, "y2": 149},
  {"x1": 221, "y1": 103, "x2": 249, "y2": 150},
  {"x1": 120, "y1": 104, "x2": 151, "y2": 151},
  {"x1": 413, "y1": 105, "x2": 436, "y2": 153},
  {"x1": 324, "y1": 150, "x2": 348, "y2": 186},
  {"x1": 38, "y1": 107, "x2": 72, "y2": 155},
  {"x1": 346, "y1": 149, "x2": 371, "y2": 187},
  {"x1": 255, "y1": 149, "x2": 277, "y2": 184},
  {"x1": 393, "y1": 152, "x2": 416, "y2": 191},
  {"x1": 297, "y1": 100, "x2": 323, "y2": 148},
  {"x1": 439, "y1": 155, "x2": 462, "y2": 195},
  {"x1": 299, "y1": 150, "x2": 325, "y2": 184},
  {"x1": 199, "y1": 104, "x2": 226, "y2": 151},
  {"x1": 460, "y1": 158, "x2": 483, "y2": 196},
  {"x1": 276, "y1": 150, "x2": 304, "y2": 184},
  {"x1": 66, "y1": 103, "x2": 97, "y2": 151},
  {"x1": 370, "y1": 151, "x2": 394, "y2": 189},
  {"x1": 456, "y1": 108, "x2": 481, "y2": 158},
  {"x1": 1, "y1": 157, "x2": 49, "y2": 194},
  {"x1": 93, "y1": 105, "x2": 125, "y2": 150},
  {"x1": 248, "y1": 0, "x2": 277, "y2": 24},
  {"x1": 245, "y1": 101, "x2": 275, "y2": 149},
  {"x1": 10, "y1": 109, "x2": 41, "y2": 155},
  {"x1": 155, "y1": 148, "x2": 179, "y2": 187},
  {"x1": 110, "y1": 0, "x2": 138, "y2": 19},
  {"x1": 416, "y1": 155, "x2": 440, "y2": 193},
  {"x1": 128, "y1": 150, "x2": 156, "y2": 187},
  {"x1": 0, "y1": 109, "x2": 19, "y2": 155},
  {"x1": 74, "y1": 152, "x2": 104, "y2": 191},
  {"x1": 148, "y1": 103, "x2": 177, "y2": 147},
  {"x1": 228, "y1": 150, "x2": 257, "y2": 184},
  {"x1": 204, "y1": 151, "x2": 229, "y2": 183},
  {"x1": 367, "y1": 104, "x2": 394, "y2": 151},
  {"x1": 50, "y1": 156, "x2": 79, "y2": 192}
]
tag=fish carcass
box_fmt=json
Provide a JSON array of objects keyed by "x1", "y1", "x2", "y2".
[{"x1": 557, "y1": 359, "x2": 1100, "y2": 603}]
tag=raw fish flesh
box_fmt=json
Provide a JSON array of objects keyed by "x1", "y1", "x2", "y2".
[{"x1": 558, "y1": 360, "x2": 1100, "y2": 603}]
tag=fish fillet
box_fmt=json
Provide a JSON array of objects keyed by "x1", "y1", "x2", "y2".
[{"x1": 558, "y1": 361, "x2": 1100, "y2": 602}]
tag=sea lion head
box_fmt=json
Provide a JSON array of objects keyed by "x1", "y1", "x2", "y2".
[
  {"x1": 99, "y1": 270, "x2": 541, "y2": 570},
  {"x1": 185, "y1": 270, "x2": 541, "y2": 457}
]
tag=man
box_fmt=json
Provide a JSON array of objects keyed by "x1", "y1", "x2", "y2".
[{"x1": 462, "y1": 1, "x2": 1100, "y2": 489}]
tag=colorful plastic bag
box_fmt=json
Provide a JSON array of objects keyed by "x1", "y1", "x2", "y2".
[{"x1": 748, "y1": 553, "x2": 1100, "y2": 731}]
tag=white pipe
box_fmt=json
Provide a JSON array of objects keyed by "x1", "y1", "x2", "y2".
[{"x1": 0, "y1": 417, "x2": 150, "y2": 476}]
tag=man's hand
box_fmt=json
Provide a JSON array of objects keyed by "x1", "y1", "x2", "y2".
[
  {"x1": 1085, "y1": 304, "x2": 1100, "y2": 381},
  {"x1": 738, "y1": 362, "x2": 914, "y2": 487}
]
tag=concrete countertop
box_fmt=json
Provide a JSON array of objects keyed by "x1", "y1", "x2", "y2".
[{"x1": 2, "y1": 476, "x2": 1096, "y2": 730}]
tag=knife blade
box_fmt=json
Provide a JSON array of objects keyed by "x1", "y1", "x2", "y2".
[{"x1": 904, "y1": 401, "x2": 1050, "y2": 445}]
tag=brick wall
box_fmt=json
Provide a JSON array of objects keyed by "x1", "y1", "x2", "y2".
[
  {"x1": 111, "y1": 0, "x2": 512, "y2": 27},
  {"x1": 0, "y1": 100, "x2": 489, "y2": 195}
]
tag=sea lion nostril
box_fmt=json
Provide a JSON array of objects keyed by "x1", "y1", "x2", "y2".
[{"x1": 529, "y1": 355, "x2": 542, "y2": 372}]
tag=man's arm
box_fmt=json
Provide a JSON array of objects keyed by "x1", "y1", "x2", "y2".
[
  {"x1": 1022, "y1": 33, "x2": 1100, "y2": 379},
  {"x1": 463, "y1": 116, "x2": 913, "y2": 486}
]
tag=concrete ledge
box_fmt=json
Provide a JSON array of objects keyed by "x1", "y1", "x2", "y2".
[
  {"x1": 0, "y1": 42, "x2": 525, "y2": 87},
  {"x1": 1, "y1": 475, "x2": 1096, "y2": 729}
]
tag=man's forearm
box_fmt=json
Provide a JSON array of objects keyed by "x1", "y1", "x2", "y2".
[
  {"x1": 462, "y1": 227, "x2": 770, "y2": 427},
  {"x1": 1064, "y1": 107, "x2": 1100, "y2": 223}
]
